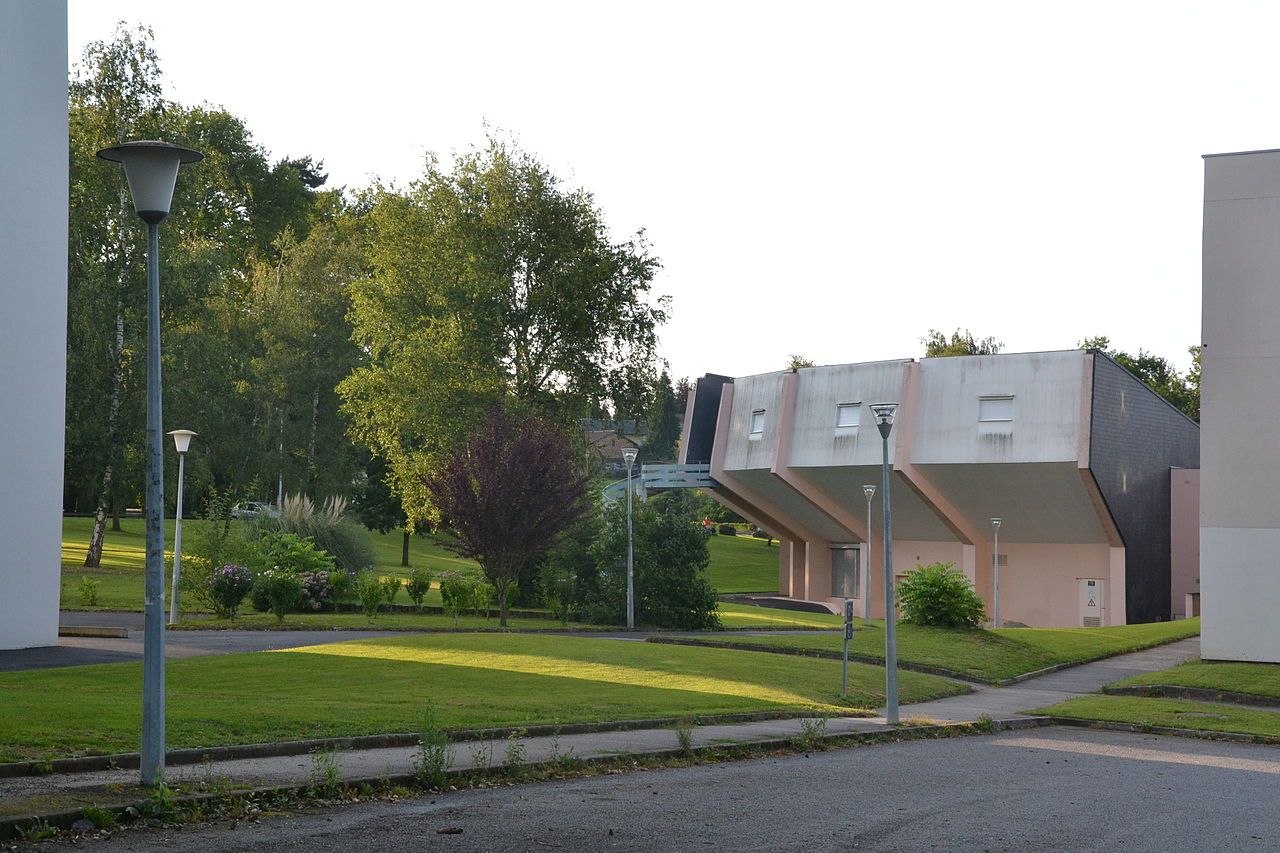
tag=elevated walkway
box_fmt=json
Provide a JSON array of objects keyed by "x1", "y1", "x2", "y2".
[{"x1": 602, "y1": 463, "x2": 719, "y2": 504}]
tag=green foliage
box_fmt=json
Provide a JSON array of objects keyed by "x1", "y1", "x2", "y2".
[
  {"x1": 207, "y1": 564, "x2": 254, "y2": 619},
  {"x1": 185, "y1": 487, "x2": 261, "y2": 612},
  {"x1": 339, "y1": 133, "x2": 667, "y2": 527},
  {"x1": 406, "y1": 567, "x2": 432, "y2": 610},
  {"x1": 260, "y1": 494, "x2": 375, "y2": 574},
  {"x1": 438, "y1": 570, "x2": 481, "y2": 626},
  {"x1": 583, "y1": 492, "x2": 721, "y2": 629},
  {"x1": 922, "y1": 329, "x2": 1003, "y2": 357},
  {"x1": 1080, "y1": 336, "x2": 1199, "y2": 421},
  {"x1": 380, "y1": 575, "x2": 402, "y2": 605},
  {"x1": 638, "y1": 370, "x2": 681, "y2": 463},
  {"x1": 255, "y1": 569, "x2": 304, "y2": 622},
  {"x1": 258, "y1": 530, "x2": 338, "y2": 575},
  {"x1": 896, "y1": 562, "x2": 987, "y2": 628},
  {"x1": 786, "y1": 354, "x2": 817, "y2": 369},
  {"x1": 356, "y1": 571, "x2": 385, "y2": 621},
  {"x1": 540, "y1": 564, "x2": 578, "y2": 626},
  {"x1": 414, "y1": 704, "x2": 454, "y2": 788},
  {"x1": 81, "y1": 803, "x2": 118, "y2": 829},
  {"x1": 78, "y1": 576, "x2": 101, "y2": 607}
]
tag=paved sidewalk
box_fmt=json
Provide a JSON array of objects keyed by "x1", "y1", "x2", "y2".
[{"x1": 0, "y1": 634, "x2": 1200, "y2": 829}]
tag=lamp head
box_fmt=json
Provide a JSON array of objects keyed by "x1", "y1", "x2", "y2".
[
  {"x1": 97, "y1": 141, "x2": 203, "y2": 225},
  {"x1": 168, "y1": 429, "x2": 197, "y2": 454},
  {"x1": 862, "y1": 484, "x2": 876, "y2": 500},
  {"x1": 870, "y1": 402, "x2": 898, "y2": 439},
  {"x1": 622, "y1": 447, "x2": 638, "y2": 468},
  {"x1": 991, "y1": 517, "x2": 1002, "y2": 531}
]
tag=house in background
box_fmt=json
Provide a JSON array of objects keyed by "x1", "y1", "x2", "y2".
[
  {"x1": 681, "y1": 350, "x2": 1200, "y2": 627},
  {"x1": 584, "y1": 426, "x2": 643, "y2": 476}
]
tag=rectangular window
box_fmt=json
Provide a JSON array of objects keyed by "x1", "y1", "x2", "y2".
[
  {"x1": 835, "y1": 402, "x2": 860, "y2": 428},
  {"x1": 979, "y1": 395, "x2": 1014, "y2": 422},
  {"x1": 750, "y1": 409, "x2": 765, "y2": 436}
]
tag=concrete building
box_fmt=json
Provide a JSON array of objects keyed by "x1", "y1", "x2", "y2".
[
  {"x1": 1201, "y1": 149, "x2": 1280, "y2": 662},
  {"x1": 0, "y1": 2, "x2": 68, "y2": 649},
  {"x1": 682, "y1": 351, "x2": 1199, "y2": 627}
]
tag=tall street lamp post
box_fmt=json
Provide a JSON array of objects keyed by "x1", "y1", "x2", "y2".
[
  {"x1": 167, "y1": 430, "x2": 197, "y2": 625},
  {"x1": 623, "y1": 447, "x2": 638, "y2": 630},
  {"x1": 991, "y1": 517, "x2": 1003, "y2": 629},
  {"x1": 871, "y1": 403, "x2": 899, "y2": 725},
  {"x1": 862, "y1": 484, "x2": 875, "y2": 626},
  {"x1": 97, "y1": 141, "x2": 202, "y2": 786}
]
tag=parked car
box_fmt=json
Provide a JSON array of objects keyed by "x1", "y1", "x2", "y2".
[{"x1": 231, "y1": 501, "x2": 279, "y2": 520}]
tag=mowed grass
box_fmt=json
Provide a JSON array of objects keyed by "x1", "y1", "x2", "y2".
[
  {"x1": 1113, "y1": 660, "x2": 1280, "y2": 699},
  {"x1": 684, "y1": 619, "x2": 1201, "y2": 682},
  {"x1": 0, "y1": 633, "x2": 967, "y2": 763},
  {"x1": 716, "y1": 602, "x2": 843, "y2": 630},
  {"x1": 1030, "y1": 696, "x2": 1280, "y2": 738},
  {"x1": 705, "y1": 534, "x2": 779, "y2": 593}
]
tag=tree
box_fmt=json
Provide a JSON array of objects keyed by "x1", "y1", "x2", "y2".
[
  {"x1": 639, "y1": 370, "x2": 681, "y2": 463},
  {"x1": 786, "y1": 354, "x2": 816, "y2": 369},
  {"x1": 1079, "y1": 336, "x2": 1199, "y2": 421},
  {"x1": 423, "y1": 406, "x2": 592, "y2": 626},
  {"x1": 586, "y1": 492, "x2": 720, "y2": 629},
  {"x1": 922, "y1": 329, "x2": 1004, "y2": 357},
  {"x1": 341, "y1": 134, "x2": 668, "y2": 523}
]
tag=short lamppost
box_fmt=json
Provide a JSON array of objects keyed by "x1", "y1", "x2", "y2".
[
  {"x1": 991, "y1": 517, "x2": 1003, "y2": 629},
  {"x1": 167, "y1": 430, "x2": 197, "y2": 625},
  {"x1": 97, "y1": 140, "x2": 203, "y2": 786},
  {"x1": 862, "y1": 484, "x2": 876, "y2": 626},
  {"x1": 871, "y1": 403, "x2": 899, "y2": 725},
  {"x1": 622, "y1": 447, "x2": 638, "y2": 630}
]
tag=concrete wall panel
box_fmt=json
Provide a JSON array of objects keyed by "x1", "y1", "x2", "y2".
[{"x1": 0, "y1": 2, "x2": 67, "y2": 650}]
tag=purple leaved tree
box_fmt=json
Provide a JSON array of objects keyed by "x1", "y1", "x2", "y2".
[{"x1": 423, "y1": 406, "x2": 592, "y2": 626}]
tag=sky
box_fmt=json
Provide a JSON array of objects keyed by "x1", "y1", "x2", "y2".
[{"x1": 67, "y1": 0, "x2": 1279, "y2": 383}]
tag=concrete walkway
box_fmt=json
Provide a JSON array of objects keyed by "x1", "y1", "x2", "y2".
[{"x1": 0, "y1": 631, "x2": 1201, "y2": 828}]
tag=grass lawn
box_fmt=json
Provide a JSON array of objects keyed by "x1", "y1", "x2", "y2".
[
  {"x1": 1112, "y1": 660, "x2": 1280, "y2": 699},
  {"x1": 0, "y1": 634, "x2": 967, "y2": 763},
  {"x1": 1029, "y1": 695, "x2": 1280, "y2": 738},
  {"x1": 682, "y1": 619, "x2": 1201, "y2": 682},
  {"x1": 60, "y1": 518, "x2": 781, "y2": 612},
  {"x1": 716, "y1": 602, "x2": 844, "y2": 630},
  {"x1": 705, "y1": 534, "x2": 779, "y2": 593}
]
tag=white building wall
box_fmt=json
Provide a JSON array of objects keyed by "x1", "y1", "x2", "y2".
[
  {"x1": 0, "y1": 2, "x2": 67, "y2": 649},
  {"x1": 1202, "y1": 149, "x2": 1280, "y2": 662}
]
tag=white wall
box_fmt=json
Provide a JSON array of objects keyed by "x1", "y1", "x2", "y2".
[
  {"x1": 1201, "y1": 149, "x2": 1280, "y2": 662},
  {"x1": 0, "y1": 2, "x2": 67, "y2": 649}
]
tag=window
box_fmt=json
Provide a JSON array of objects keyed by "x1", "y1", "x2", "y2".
[
  {"x1": 835, "y1": 402, "x2": 860, "y2": 428},
  {"x1": 750, "y1": 409, "x2": 765, "y2": 437},
  {"x1": 978, "y1": 395, "x2": 1014, "y2": 422}
]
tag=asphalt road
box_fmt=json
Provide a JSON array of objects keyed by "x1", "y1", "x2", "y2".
[{"x1": 29, "y1": 726, "x2": 1280, "y2": 852}]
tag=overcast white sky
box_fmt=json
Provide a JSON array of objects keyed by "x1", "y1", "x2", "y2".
[{"x1": 68, "y1": 1, "x2": 1278, "y2": 382}]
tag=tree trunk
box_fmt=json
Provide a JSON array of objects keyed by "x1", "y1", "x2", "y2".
[
  {"x1": 401, "y1": 529, "x2": 410, "y2": 568},
  {"x1": 86, "y1": 297, "x2": 127, "y2": 568},
  {"x1": 306, "y1": 384, "x2": 320, "y2": 491},
  {"x1": 497, "y1": 584, "x2": 508, "y2": 627},
  {"x1": 110, "y1": 497, "x2": 122, "y2": 532}
]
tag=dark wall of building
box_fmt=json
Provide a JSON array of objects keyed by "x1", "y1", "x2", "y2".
[
  {"x1": 681, "y1": 374, "x2": 733, "y2": 465},
  {"x1": 1089, "y1": 353, "x2": 1200, "y2": 623}
]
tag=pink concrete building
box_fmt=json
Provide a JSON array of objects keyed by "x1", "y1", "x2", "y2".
[{"x1": 681, "y1": 350, "x2": 1199, "y2": 627}]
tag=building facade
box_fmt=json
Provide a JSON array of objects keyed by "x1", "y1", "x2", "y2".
[{"x1": 682, "y1": 350, "x2": 1199, "y2": 627}]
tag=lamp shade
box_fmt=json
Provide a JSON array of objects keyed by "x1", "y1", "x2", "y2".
[
  {"x1": 167, "y1": 429, "x2": 197, "y2": 454},
  {"x1": 97, "y1": 141, "x2": 203, "y2": 225},
  {"x1": 622, "y1": 447, "x2": 638, "y2": 464}
]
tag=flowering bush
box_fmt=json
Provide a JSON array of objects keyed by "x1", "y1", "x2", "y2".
[
  {"x1": 256, "y1": 568, "x2": 304, "y2": 622},
  {"x1": 299, "y1": 571, "x2": 334, "y2": 611},
  {"x1": 208, "y1": 564, "x2": 254, "y2": 619}
]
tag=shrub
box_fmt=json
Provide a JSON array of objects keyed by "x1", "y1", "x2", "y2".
[
  {"x1": 406, "y1": 568, "x2": 432, "y2": 610},
  {"x1": 78, "y1": 576, "x2": 101, "y2": 607},
  {"x1": 356, "y1": 571, "x2": 384, "y2": 621},
  {"x1": 896, "y1": 561, "x2": 987, "y2": 628},
  {"x1": 259, "y1": 531, "x2": 337, "y2": 575},
  {"x1": 299, "y1": 571, "x2": 334, "y2": 611},
  {"x1": 208, "y1": 564, "x2": 254, "y2": 619},
  {"x1": 261, "y1": 494, "x2": 376, "y2": 574},
  {"x1": 717, "y1": 524, "x2": 736, "y2": 536},
  {"x1": 438, "y1": 570, "x2": 476, "y2": 626},
  {"x1": 255, "y1": 569, "x2": 303, "y2": 622},
  {"x1": 381, "y1": 575, "x2": 402, "y2": 606},
  {"x1": 541, "y1": 567, "x2": 577, "y2": 625}
]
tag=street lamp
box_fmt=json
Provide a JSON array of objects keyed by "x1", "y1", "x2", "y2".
[
  {"x1": 97, "y1": 140, "x2": 202, "y2": 787},
  {"x1": 871, "y1": 402, "x2": 899, "y2": 725},
  {"x1": 991, "y1": 517, "x2": 1003, "y2": 629},
  {"x1": 167, "y1": 430, "x2": 197, "y2": 625},
  {"x1": 862, "y1": 484, "x2": 875, "y2": 626},
  {"x1": 622, "y1": 447, "x2": 638, "y2": 630}
]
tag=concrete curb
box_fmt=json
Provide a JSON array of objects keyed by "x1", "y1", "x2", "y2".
[
  {"x1": 57, "y1": 626, "x2": 129, "y2": 639},
  {"x1": 0, "y1": 710, "x2": 873, "y2": 779},
  {"x1": 1047, "y1": 716, "x2": 1280, "y2": 746},
  {"x1": 1102, "y1": 684, "x2": 1280, "y2": 709},
  {"x1": 0, "y1": 716, "x2": 1047, "y2": 841}
]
